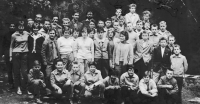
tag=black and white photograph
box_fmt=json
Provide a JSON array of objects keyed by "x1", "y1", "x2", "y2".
[{"x1": 0, "y1": 0, "x2": 200, "y2": 104}]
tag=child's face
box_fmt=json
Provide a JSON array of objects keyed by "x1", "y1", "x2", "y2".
[
  {"x1": 127, "y1": 24, "x2": 133, "y2": 31},
  {"x1": 63, "y1": 31, "x2": 70, "y2": 38},
  {"x1": 160, "y1": 40, "x2": 167, "y2": 47},
  {"x1": 89, "y1": 31, "x2": 95, "y2": 39},
  {"x1": 168, "y1": 37, "x2": 175, "y2": 45},
  {"x1": 174, "y1": 47, "x2": 181, "y2": 55},
  {"x1": 49, "y1": 30, "x2": 56, "y2": 39},
  {"x1": 56, "y1": 62, "x2": 64, "y2": 71},
  {"x1": 120, "y1": 34, "x2": 126, "y2": 42},
  {"x1": 33, "y1": 65, "x2": 41, "y2": 71},
  {"x1": 116, "y1": 9, "x2": 122, "y2": 16},
  {"x1": 89, "y1": 22, "x2": 95, "y2": 29},
  {"x1": 129, "y1": 7, "x2": 136, "y2": 13},
  {"x1": 136, "y1": 22, "x2": 143, "y2": 29},
  {"x1": 151, "y1": 26, "x2": 158, "y2": 33},
  {"x1": 128, "y1": 69, "x2": 134, "y2": 76},
  {"x1": 166, "y1": 70, "x2": 173, "y2": 79},
  {"x1": 108, "y1": 27, "x2": 114, "y2": 33},
  {"x1": 72, "y1": 64, "x2": 79, "y2": 72},
  {"x1": 142, "y1": 33, "x2": 149, "y2": 40},
  {"x1": 160, "y1": 24, "x2": 167, "y2": 32},
  {"x1": 119, "y1": 19, "x2": 124, "y2": 25},
  {"x1": 98, "y1": 31, "x2": 104, "y2": 39},
  {"x1": 73, "y1": 13, "x2": 79, "y2": 20},
  {"x1": 73, "y1": 31, "x2": 79, "y2": 38},
  {"x1": 105, "y1": 21, "x2": 112, "y2": 28},
  {"x1": 143, "y1": 14, "x2": 150, "y2": 21},
  {"x1": 113, "y1": 22, "x2": 120, "y2": 30},
  {"x1": 63, "y1": 21, "x2": 70, "y2": 27},
  {"x1": 89, "y1": 65, "x2": 96, "y2": 73},
  {"x1": 144, "y1": 23, "x2": 150, "y2": 30},
  {"x1": 98, "y1": 21, "x2": 105, "y2": 28},
  {"x1": 144, "y1": 76, "x2": 150, "y2": 83},
  {"x1": 82, "y1": 31, "x2": 88, "y2": 38},
  {"x1": 110, "y1": 75, "x2": 117, "y2": 81}
]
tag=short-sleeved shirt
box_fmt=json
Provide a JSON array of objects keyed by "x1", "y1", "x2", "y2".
[{"x1": 120, "y1": 72, "x2": 139, "y2": 87}]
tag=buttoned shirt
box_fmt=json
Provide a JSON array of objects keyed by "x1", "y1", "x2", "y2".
[
  {"x1": 28, "y1": 69, "x2": 44, "y2": 84},
  {"x1": 50, "y1": 69, "x2": 71, "y2": 88},
  {"x1": 170, "y1": 54, "x2": 188, "y2": 76},
  {"x1": 120, "y1": 72, "x2": 139, "y2": 88},
  {"x1": 84, "y1": 70, "x2": 103, "y2": 85},
  {"x1": 157, "y1": 76, "x2": 178, "y2": 93},
  {"x1": 139, "y1": 79, "x2": 158, "y2": 94},
  {"x1": 103, "y1": 76, "x2": 119, "y2": 87},
  {"x1": 94, "y1": 38, "x2": 110, "y2": 59},
  {"x1": 70, "y1": 70, "x2": 84, "y2": 83},
  {"x1": 125, "y1": 12, "x2": 140, "y2": 28},
  {"x1": 161, "y1": 47, "x2": 165, "y2": 57}
]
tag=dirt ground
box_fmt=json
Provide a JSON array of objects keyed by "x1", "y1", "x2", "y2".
[{"x1": 0, "y1": 71, "x2": 199, "y2": 104}]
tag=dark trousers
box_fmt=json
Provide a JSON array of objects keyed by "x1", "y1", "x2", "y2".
[
  {"x1": 28, "y1": 79, "x2": 46, "y2": 98},
  {"x1": 158, "y1": 89, "x2": 178, "y2": 104},
  {"x1": 174, "y1": 77, "x2": 183, "y2": 104},
  {"x1": 135, "y1": 59, "x2": 150, "y2": 80},
  {"x1": 94, "y1": 58, "x2": 109, "y2": 78},
  {"x1": 12, "y1": 52, "x2": 28, "y2": 89},
  {"x1": 121, "y1": 86, "x2": 139, "y2": 103},
  {"x1": 138, "y1": 92, "x2": 158, "y2": 104},
  {"x1": 115, "y1": 61, "x2": 128, "y2": 78},
  {"x1": 28, "y1": 52, "x2": 42, "y2": 71},
  {"x1": 4, "y1": 50, "x2": 13, "y2": 85},
  {"x1": 104, "y1": 88, "x2": 120, "y2": 103}
]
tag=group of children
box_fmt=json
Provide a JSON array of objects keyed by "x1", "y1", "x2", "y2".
[{"x1": 3, "y1": 2, "x2": 189, "y2": 104}]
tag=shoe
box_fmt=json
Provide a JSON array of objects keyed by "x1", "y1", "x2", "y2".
[
  {"x1": 27, "y1": 90, "x2": 32, "y2": 95},
  {"x1": 35, "y1": 98, "x2": 43, "y2": 104},
  {"x1": 17, "y1": 88, "x2": 22, "y2": 95},
  {"x1": 69, "y1": 99, "x2": 73, "y2": 104}
]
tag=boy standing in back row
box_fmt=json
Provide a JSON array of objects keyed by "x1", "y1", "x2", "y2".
[{"x1": 170, "y1": 44, "x2": 188, "y2": 104}]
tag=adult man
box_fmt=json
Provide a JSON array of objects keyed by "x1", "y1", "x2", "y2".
[{"x1": 69, "y1": 11, "x2": 83, "y2": 31}]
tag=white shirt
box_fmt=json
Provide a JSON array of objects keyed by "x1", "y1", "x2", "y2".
[
  {"x1": 57, "y1": 37, "x2": 74, "y2": 54},
  {"x1": 125, "y1": 12, "x2": 140, "y2": 28},
  {"x1": 161, "y1": 47, "x2": 165, "y2": 57}
]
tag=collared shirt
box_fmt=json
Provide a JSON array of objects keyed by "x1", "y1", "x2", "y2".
[
  {"x1": 139, "y1": 79, "x2": 158, "y2": 94},
  {"x1": 170, "y1": 54, "x2": 188, "y2": 76},
  {"x1": 120, "y1": 72, "x2": 139, "y2": 87},
  {"x1": 94, "y1": 38, "x2": 109, "y2": 59},
  {"x1": 149, "y1": 32, "x2": 161, "y2": 48},
  {"x1": 28, "y1": 33, "x2": 45, "y2": 53},
  {"x1": 127, "y1": 30, "x2": 139, "y2": 46},
  {"x1": 157, "y1": 76, "x2": 178, "y2": 92},
  {"x1": 103, "y1": 76, "x2": 119, "y2": 87},
  {"x1": 70, "y1": 70, "x2": 84, "y2": 83},
  {"x1": 57, "y1": 37, "x2": 74, "y2": 54},
  {"x1": 10, "y1": 31, "x2": 29, "y2": 56},
  {"x1": 28, "y1": 69, "x2": 44, "y2": 84},
  {"x1": 74, "y1": 37, "x2": 94, "y2": 60},
  {"x1": 125, "y1": 12, "x2": 140, "y2": 28},
  {"x1": 84, "y1": 70, "x2": 103, "y2": 85},
  {"x1": 158, "y1": 30, "x2": 172, "y2": 39},
  {"x1": 50, "y1": 69, "x2": 71, "y2": 88},
  {"x1": 161, "y1": 47, "x2": 165, "y2": 57}
]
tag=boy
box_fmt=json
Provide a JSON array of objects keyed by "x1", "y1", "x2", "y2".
[
  {"x1": 135, "y1": 20, "x2": 144, "y2": 39},
  {"x1": 134, "y1": 30, "x2": 153, "y2": 79},
  {"x1": 111, "y1": 8, "x2": 125, "y2": 24},
  {"x1": 103, "y1": 70, "x2": 120, "y2": 104},
  {"x1": 72, "y1": 28, "x2": 80, "y2": 40},
  {"x1": 88, "y1": 28, "x2": 96, "y2": 40},
  {"x1": 69, "y1": 11, "x2": 83, "y2": 31},
  {"x1": 28, "y1": 60, "x2": 46, "y2": 104},
  {"x1": 151, "y1": 37, "x2": 171, "y2": 83},
  {"x1": 57, "y1": 29, "x2": 75, "y2": 71},
  {"x1": 126, "y1": 22, "x2": 139, "y2": 46},
  {"x1": 94, "y1": 28, "x2": 110, "y2": 78},
  {"x1": 167, "y1": 35, "x2": 176, "y2": 53},
  {"x1": 105, "y1": 18, "x2": 112, "y2": 32},
  {"x1": 139, "y1": 71, "x2": 158, "y2": 104},
  {"x1": 125, "y1": 3, "x2": 140, "y2": 28},
  {"x1": 158, "y1": 21, "x2": 172, "y2": 39},
  {"x1": 50, "y1": 59, "x2": 73, "y2": 103},
  {"x1": 149, "y1": 24, "x2": 161, "y2": 48},
  {"x1": 142, "y1": 10, "x2": 152, "y2": 24},
  {"x1": 120, "y1": 65, "x2": 139, "y2": 104},
  {"x1": 170, "y1": 44, "x2": 188, "y2": 104},
  {"x1": 70, "y1": 61, "x2": 85, "y2": 104},
  {"x1": 84, "y1": 62, "x2": 105, "y2": 100},
  {"x1": 157, "y1": 69, "x2": 178, "y2": 104}
]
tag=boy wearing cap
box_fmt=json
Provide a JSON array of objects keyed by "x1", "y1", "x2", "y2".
[
  {"x1": 83, "y1": 62, "x2": 105, "y2": 99},
  {"x1": 120, "y1": 65, "x2": 139, "y2": 104},
  {"x1": 28, "y1": 60, "x2": 46, "y2": 104},
  {"x1": 125, "y1": 3, "x2": 140, "y2": 29},
  {"x1": 94, "y1": 28, "x2": 110, "y2": 78}
]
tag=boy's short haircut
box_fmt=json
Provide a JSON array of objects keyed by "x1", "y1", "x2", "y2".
[
  {"x1": 55, "y1": 58, "x2": 64, "y2": 65},
  {"x1": 140, "y1": 30, "x2": 149, "y2": 36},
  {"x1": 62, "y1": 18, "x2": 70, "y2": 22},
  {"x1": 33, "y1": 60, "x2": 41, "y2": 66},
  {"x1": 167, "y1": 68, "x2": 174, "y2": 72},
  {"x1": 97, "y1": 27, "x2": 105, "y2": 33},
  {"x1": 159, "y1": 37, "x2": 168, "y2": 42},
  {"x1": 129, "y1": 3, "x2": 137, "y2": 8},
  {"x1": 88, "y1": 61, "x2": 97, "y2": 67},
  {"x1": 173, "y1": 44, "x2": 181, "y2": 50},
  {"x1": 98, "y1": 20, "x2": 104, "y2": 23},
  {"x1": 159, "y1": 21, "x2": 167, "y2": 26},
  {"x1": 106, "y1": 18, "x2": 112, "y2": 22},
  {"x1": 168, "y1": 35, "x2": 176, "y2": 41},
  {"x1": 71, "y1": 27, "x2": 80, "y2": 33},
  {"x1": 63, "y1": 28, "x2": 71, "y2": 34},
  {"x1": 143, "y1": 71, "x2": 151, "y2": 78},
  {"x1": 116, "y1": 8, "x2": 122, "y2": 12},
  {"x1": 151, "y1": 24, "x2": 158, "y2": 28},
  {"x1": 136, "y1": 20, "x2": 143, "y2": 24},
  {"x1": 109, "y1": 69, "x2": 118, "y2": 77},
  {"x1": 143, "y1": 10, "x2": 151, "y2": 17},
  {"x1": 81, "y1": 27, "x2": 89, "y2": 33},
  {"x1": 43, "y1": 18, "x2": 51, "y2": 24},
  {"x1": 144, "y1": 21, "x2": 150, "y2": 25},
  {"x1": 72, "y1": 61, "x2": 79, "y2": 65},
  {"x1": 127, "y1": 64, "x2": 134, "y2": 71}
]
